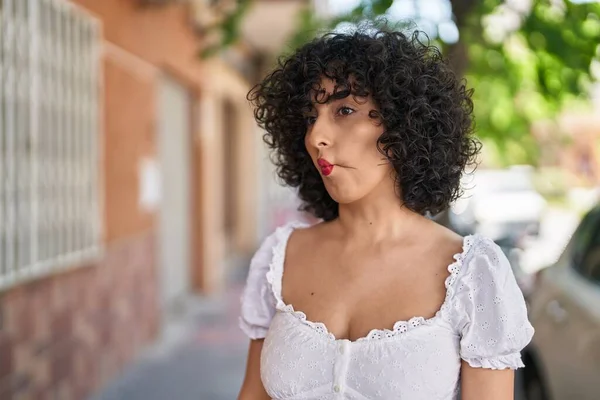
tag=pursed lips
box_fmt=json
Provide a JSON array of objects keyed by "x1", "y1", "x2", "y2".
[{"x1": 317, "y1": 158, "x2": 334, "y2": 176}]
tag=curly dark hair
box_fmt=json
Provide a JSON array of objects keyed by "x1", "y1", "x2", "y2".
[{"x1": 247, "y1": 25, "x2": 481, "y2": 222}]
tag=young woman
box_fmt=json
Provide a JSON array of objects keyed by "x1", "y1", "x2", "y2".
[{"x1": 238, "y1": 26, "x2": 533, "y2": 400}]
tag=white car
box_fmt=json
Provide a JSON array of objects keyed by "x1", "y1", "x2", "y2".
[
  {"x1": 449, "y1": 167, "x2": 547, "y2": 241},
  {"x1": 522, "y1": 204, "x2": 600, "y2": 400}
]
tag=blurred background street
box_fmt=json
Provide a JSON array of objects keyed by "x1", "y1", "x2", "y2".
[
  {"x1": 90, "y1": 284, "x2": 250, "y2": 400},
  {"x1": 0, "y1": 0, "x2": 599, "y2": 399}
]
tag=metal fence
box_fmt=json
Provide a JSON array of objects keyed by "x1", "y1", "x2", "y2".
[{"x1": 0, "y1": 0, "x2": 101, "y2": 289}]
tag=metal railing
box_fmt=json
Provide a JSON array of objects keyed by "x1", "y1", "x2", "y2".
[{"x1": 0, "y1": 0, "x2": 101, "y2": 290}]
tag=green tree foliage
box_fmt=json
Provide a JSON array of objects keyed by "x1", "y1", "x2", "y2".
[
  {"x1": 462, "y1": 0, "x2": 600, "y2": 163},
  {"x1": 200, "y1": 0, "x2": 253, "y2": 58},
  {"x1": 288, "y1": 0, "x2": 600, "y2": 165}
]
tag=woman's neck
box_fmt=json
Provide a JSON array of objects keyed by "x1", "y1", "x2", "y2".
[{"x1": 334, "y1": 186, "x2": 425, "y2": 243}]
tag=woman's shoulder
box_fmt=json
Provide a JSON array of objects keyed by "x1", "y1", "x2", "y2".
[
  {"x1": 448, "y1": 232, "x2": 527, "y2": 312},
  {"x1": 441, "y1": 231, "x2": 520, "y2": 307},
  {"x1": 454, "y1": 233, "x2": 513, "y2": 278},
  {"x1": 249, "y1": 219, "x2": 315, "y2": 266}
]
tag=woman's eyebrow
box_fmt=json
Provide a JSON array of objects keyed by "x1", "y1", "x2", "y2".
[{"x1": 309, "y1": 89, "x2": 356, "y2": 108}]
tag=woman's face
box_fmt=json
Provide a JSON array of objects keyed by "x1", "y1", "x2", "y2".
[{"x1": 304, "y1": 78, "x2": 394, "y2": 204}]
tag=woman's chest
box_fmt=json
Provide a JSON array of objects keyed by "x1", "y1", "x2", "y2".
[
  {"x1": 260, "y1": 312, "x2": 462, "y2": 400},
  {"x1": 281, "y1": 262, "x2": 447, "y2": 342},
  {"x1": 282, "y1": 238, "x2": 456, "y2": 343}
]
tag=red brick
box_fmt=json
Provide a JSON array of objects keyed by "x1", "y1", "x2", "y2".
[
  {"x1": 9, "y1": 373, "x2": 31, "y2": 398},
  {"x1": 0, "y1": 2, "x2": 188, "y2": 400},
  {"x1": 4, "y1": 290, "x2": 34, "y2": 344},
  {"x1": 50, "y1": 311, "x2": 72, "y2": 342},
  {"x1": 72, "y1": 381, "x2": 88, "y2": 400},
  {"x1": 50, "y1": 347, "x2": 73, "y2": 383},
  {"x1": 32, "y1": 338, "x2": 53, "y2": 358},
  {"x1": 30, "y1": 387, "x2": 51, "y2": 400},
  {"x1": 0, "y1": 334, "x2": 14, "y2": 380},
  {"x1": 0, "y1": 302, "x2": 5, "y2": 333},
  {"x1": 49, "y1": 381, "x2": 72, "y2": 400},
  {"x1": 0, "y1": 372, "x2": 33, "y2": 400},
  {"x1": 30, "y1": 286, "x2": 52, "y2": 344},
  {"x1": 30, "y1": 357, "x2": 50, "y2": 388},
  {"x1": 13, "y1": 345, "x2": 31, "y2": 374},
  {"x1": 0, "y1": 374, "x2": 12, "y2": 400}
]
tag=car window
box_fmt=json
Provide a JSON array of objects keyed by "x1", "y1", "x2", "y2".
[
  {"x1": 581, "y1": 234, "x2": 600, "y2": 283},
  {"x1": 589, "y1": 258, "x2": 600, "y2": 284},
  {"x1": 571, "y1": 205, "x2": 600, "y2": 282},
  {"x1": 570, "y1": 208, "x2": 596, "y2": 265}
]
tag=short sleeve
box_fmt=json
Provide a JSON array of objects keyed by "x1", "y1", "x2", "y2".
[
  {"x1": 452, "y1": 237, "x2": 534, "y2": 370},
  {"x1": 238, "y1": 231, "x2": 279, "y2": 340}
]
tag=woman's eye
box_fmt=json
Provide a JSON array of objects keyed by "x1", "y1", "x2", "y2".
[
  {"x1": 338, "y1": 106, "x2": 355, "y2": 116},
  {"x1": 305, "y1": 116, "x2": 317, "y2": 126}
]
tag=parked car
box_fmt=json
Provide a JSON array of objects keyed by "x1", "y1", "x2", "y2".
[
  {"x1": 448, "y1": 167, "x2": 547, "y2": 242},
  {"x1": 522, "y1": 204, "x2": 600, "y2": 400}
]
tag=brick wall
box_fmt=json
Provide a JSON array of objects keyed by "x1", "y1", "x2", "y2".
[
  {"x1": 0, "y1": 0, "x2": 262, "y2": 396},
  {"x1": 0, "y1": 1, "x2": 208, "y2": 398},
  {"x1": 83, "y1": 0, "x2": 207, "y2": 290},
  {"x1": 0, "y1": 233, "x2": 158, "y2": 400}
]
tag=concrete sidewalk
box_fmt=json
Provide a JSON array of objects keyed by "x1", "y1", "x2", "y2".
[{"x1": 90, "y1": 284, "x2": 249, "y2": 400}]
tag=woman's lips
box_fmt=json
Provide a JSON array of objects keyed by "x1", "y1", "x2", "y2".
[{"x1": 317, "y1": 158, "x2": 334, "y2": 176}]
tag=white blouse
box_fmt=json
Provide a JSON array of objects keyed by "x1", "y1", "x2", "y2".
[{"x1": 239, "y1": 221, "x2": 534, "y2": 400}]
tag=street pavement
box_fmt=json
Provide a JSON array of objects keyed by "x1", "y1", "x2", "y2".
[{"x1": 90, "y1": 284, "x2": 249, "y2": 400}]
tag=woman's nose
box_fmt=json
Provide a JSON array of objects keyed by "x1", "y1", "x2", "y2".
[
  {"x1": 316, "y1": 139, "x2": 329, "y2": 148},
  {"x1": 307, "y1": 119, "x2": 332, "y2": 149}
]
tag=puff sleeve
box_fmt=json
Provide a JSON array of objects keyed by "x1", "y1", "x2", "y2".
[
  {"x1": 452, "y1": 237, "x2": 535, "y2": 370},
  {"x1": 238, "y1": 231, "x2": 279, "y2": 340}
]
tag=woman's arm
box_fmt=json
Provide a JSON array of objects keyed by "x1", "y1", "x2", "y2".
[
  {"x1": 460, "y1": 361, "x2": 515, "y2": 400},
  {"x1": 238, "y1": 339, "x2": 271, "y2": 400}
]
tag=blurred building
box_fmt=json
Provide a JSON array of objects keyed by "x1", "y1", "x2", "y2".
[
  {"x1": 533, "y1": 111, "x2": 600, "y2": 188},
  {"x1": 557, "y1": 113, "x2": 600, "y2": 187},
  {"x1": 0, "y1": 0, "x2": 309, "y2": 398}
]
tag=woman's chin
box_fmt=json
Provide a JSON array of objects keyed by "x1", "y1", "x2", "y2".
[{"x1": 325, "y1": 189, "x2": 361, "y2": 205}]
